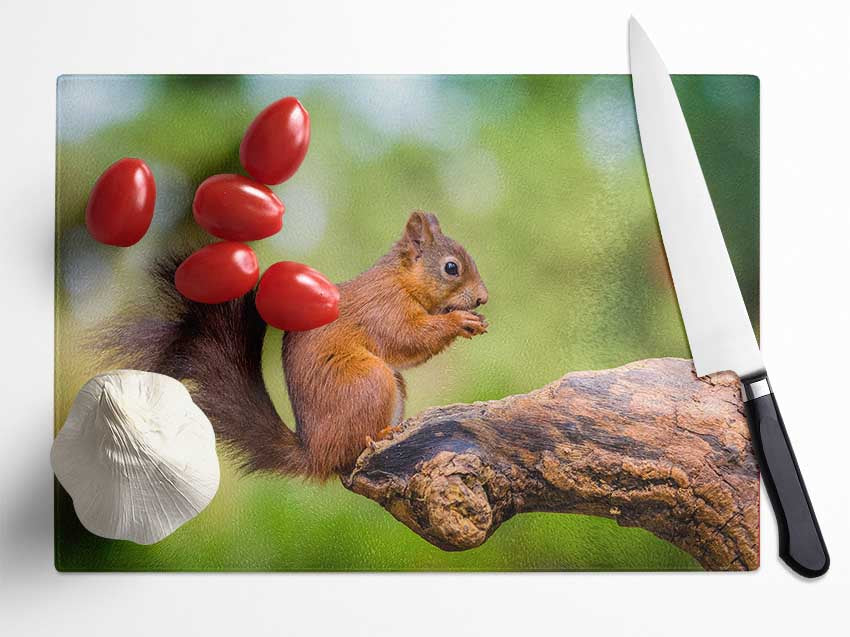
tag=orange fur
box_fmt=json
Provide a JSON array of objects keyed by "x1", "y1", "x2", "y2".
[{"x1": 281, "y1": 211, "x2": 489, "y2": 479}]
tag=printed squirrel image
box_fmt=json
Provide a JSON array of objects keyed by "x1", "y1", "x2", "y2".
[{"x1": 111, "y1": 211, "x2": 489, "y2": 480}]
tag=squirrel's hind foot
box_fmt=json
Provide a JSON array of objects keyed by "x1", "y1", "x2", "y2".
[
  {"x1": 365, "y1": 425, "x2": 403, "y2": 450},
  {"x1": 376, "y1": 424, "x2": 403, "y2": 440}
]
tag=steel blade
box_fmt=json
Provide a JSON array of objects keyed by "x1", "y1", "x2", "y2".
[{"x1": 629, "y1": 18, "x2": 763, "y2": 379}]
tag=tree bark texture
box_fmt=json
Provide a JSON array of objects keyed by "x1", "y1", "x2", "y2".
[{"x1": 344, "y1": 357, "x2": 759, "y2": 570}]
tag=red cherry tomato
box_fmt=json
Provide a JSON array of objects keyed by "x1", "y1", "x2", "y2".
[
  {"x1": 240, "y1": 97, "x2": 311, "y2": 185},
  {"x1": 175, "y1": 242, "x2": 259, "y2": 304},
  {"x1": 255, "y1": 261, "x2": 339, "y2": 331},
  {"x1": 193, "y1": 174, "x2": 284, "y2": 241},
  {"x1": 85, "y1": 158, "x2": 156, "y2": 246}
]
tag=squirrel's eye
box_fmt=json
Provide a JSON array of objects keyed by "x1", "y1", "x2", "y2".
[{"x1": 444, "y1": 261, "x2": 459, "y2": 276}]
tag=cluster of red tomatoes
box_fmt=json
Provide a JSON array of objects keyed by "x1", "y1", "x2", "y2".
[{"x1": 84, "y1": 97, "x2": 340, "y2": 332}]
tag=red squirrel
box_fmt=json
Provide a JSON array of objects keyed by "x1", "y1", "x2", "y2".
[{"x1": 110, "y1": 211, "x2": 488, "y2": 480}]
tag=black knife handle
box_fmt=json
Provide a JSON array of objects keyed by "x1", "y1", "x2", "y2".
[{"x1": 742, "y1": 376, "x2": 829, "y2": 577}]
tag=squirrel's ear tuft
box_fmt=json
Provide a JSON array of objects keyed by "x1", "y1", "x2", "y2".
[
  {"x1": 403, "y1": 211, "x2": 438, "y2": 258},
  {"x1": 422, "y1": 212, "x2": 442, "y2": 236}
]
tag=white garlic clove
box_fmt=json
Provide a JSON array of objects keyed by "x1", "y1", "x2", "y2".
[{"x1": 51, "y1": 370, "x2": 220, "y2": 545}]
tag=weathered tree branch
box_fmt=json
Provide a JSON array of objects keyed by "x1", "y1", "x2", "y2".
[{"x1": 344, "y1": 357, "x2": 759, "y2": 570}]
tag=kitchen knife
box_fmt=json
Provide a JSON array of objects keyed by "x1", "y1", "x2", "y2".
[{"x1": 628, "y1": 17, "x2": 829, "y2": 577}]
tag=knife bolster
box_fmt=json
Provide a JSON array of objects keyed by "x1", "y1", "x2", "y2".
[{"x1": 742, "y1": 376, "x2": 772, "y2": 402}]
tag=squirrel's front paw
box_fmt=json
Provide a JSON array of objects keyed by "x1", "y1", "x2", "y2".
[{"x1": 452, "y1": 310, "x2": 488, "y2": 338}]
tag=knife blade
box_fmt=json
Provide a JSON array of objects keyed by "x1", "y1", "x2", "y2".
[{"x1": 629, "y1": 17, "x2": 829, "y2": 577}]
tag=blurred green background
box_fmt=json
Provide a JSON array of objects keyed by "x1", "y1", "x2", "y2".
[{"x1": 54, "y1": 75, "x2": 759, "y2": 571}]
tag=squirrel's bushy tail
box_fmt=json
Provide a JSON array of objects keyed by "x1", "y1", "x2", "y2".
[{"x1": 102, "y1": 255, "x2": 309, "y2": 476}]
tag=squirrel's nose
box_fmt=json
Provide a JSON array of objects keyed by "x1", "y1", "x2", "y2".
[{"x1": 476, "y1": 288, "x2": 489, "y2": 307}]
